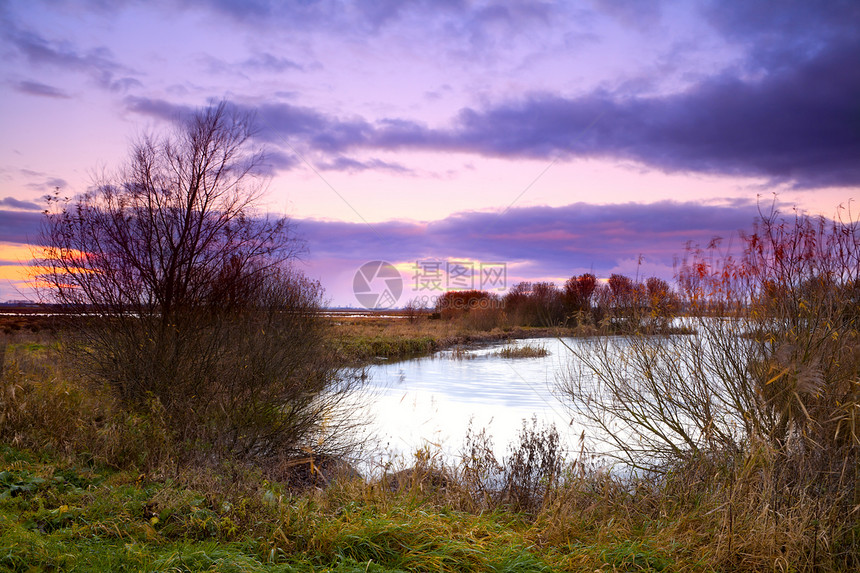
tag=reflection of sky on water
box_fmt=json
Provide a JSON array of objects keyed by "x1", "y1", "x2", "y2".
[{"x1": 362, "y1": 337, "x2": 587, "y2": 462}]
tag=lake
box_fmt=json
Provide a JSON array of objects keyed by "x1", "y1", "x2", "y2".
[{"x1": 362, "y1": 336, "x2": 587, "y2": 464}]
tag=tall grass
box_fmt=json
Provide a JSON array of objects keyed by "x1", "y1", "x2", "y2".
[
  {"x1": 10, "y1": 421, "x2": 849, "y2": 571},
  {"x1": 3, "y1": 353, "x2": 859, "y2": 573}
]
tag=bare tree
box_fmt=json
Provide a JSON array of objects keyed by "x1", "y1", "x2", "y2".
[
  {"x1": 37, "y1": 102, "x2": 363, "y2": 465},
  {"x1": 403, "y1": 296, "x2": 427, "y2": 323},
  {"x1": 41, "y1": 102, "x2": 297, "y2": 326}
]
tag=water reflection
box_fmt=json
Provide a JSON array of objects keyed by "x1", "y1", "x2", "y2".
[{"x1": 363, "y1": 337, "x2": 584, "y2": 461}]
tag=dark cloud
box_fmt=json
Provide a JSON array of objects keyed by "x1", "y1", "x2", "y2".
[
  {"x1": 125, "y1": 96, "x2": 366, "y2": 158},
  {"x1": 256, "y1": 150, "x2": 300, "y2": 176},
  {"x1": 26, "y1": 178, "x2": 67, "y2": 192},
  {"x1": 701, "y1": 1, "x2": 860, "y2": 88},
  {"x1": 184, "y1": 0, "x2": 473, "y2": 32},
  {"x1": 185, "y1": 0, "x2": 303, "y2": 22},
  {"x1": 258, "y1": 103, "x2": 375, "y2": 154},
  {"x1": 15, "y1": 80, "x2": 71, "y2": 99},
  {"x1": 704, "y1": 0, "x2": 860, "y2": 49},
  {"x1": 317, "y1": 156, "x2": 411, "y2": 174},
  {"x1": 199, "y1": 53, "x2": 307, "y2": 78},
  {"x1": 465, "y1": 1, "x2": 554, "y2": 41},
  {"x1": 278, "y1": 27, "x2": 860, "y2": 188},
  {"x1": 0, "y1": 210, "x2": 42, "y2": 244},
  {"x1": 125, "y1": 97, "x2": 350, "y2": 144},
  {"x1": 118, "y1": 2, "x2": 860, "y2": 189},
  {"x1": 19, "y1": 169, "x2": 68, "y2": 193},
  {"x1": 124, "y1": 96, "x2": 194, "y2": 122},
  {"x1": 0, "y1": 197, "x2": 42, "y2": 211},
  {"x1": 296, "y1": 200, "x2": 762, "y2": 281},
  {"x1": 428, "y1": 33, "x2": 860, "y2": 187},
  {"x1": 128, "y1": 30, "x2": 860, "y2": 190},
  {"x1": 286, "y1": 29, "x2": 855, "y2": 188},
  {"x1": 242, "y1": 52, "x2": 304, "y2": 73},
  {"x1": 593, "y1": 0, "x2": 663, "y2": 30},
  {"x1": 158, "y1": 0, "x2": 558, "y2": 56},
  {"x1": 125, "y1": 96, "x2": 375, "y2": 162},
  {"x1": 6, "y1": 24, "x2": 140, "y2": 92},
  {"x1": 351, "y1": 0, "x2": 450, "y2": 30}
]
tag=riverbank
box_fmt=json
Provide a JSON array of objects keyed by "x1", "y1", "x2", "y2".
[{"x1": 331, "y1": 314, "x2": 577, "y2": 363}]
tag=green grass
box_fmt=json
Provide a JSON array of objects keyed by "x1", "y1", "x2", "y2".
[
  {"x1": 6, "y1": 440, "x2": 860, "y2": 572},
  {"x1": 0, "y1": 445, "x2": 699, "y2": 572},
  {"x1": 0, "y1": 448, "x2": 562, "y2": 573}
]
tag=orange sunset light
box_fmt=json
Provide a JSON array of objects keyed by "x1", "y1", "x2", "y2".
[{"x1": 0, "y1": 243, "x2": 92, "y2": 298}]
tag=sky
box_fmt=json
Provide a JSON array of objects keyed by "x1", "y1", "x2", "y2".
[{"x1": 1, "y1": 0, "x2": 859, "y2": 307}]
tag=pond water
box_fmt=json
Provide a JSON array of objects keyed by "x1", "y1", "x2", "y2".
[{"x1": 362, "y1": 337, "x2": 587, "y2": 463}]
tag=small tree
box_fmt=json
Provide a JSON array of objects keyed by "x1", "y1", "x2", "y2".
[
  {"x1": 38, "y1": 102, "x2": 362, "y2": 465},
  {"x1": 501, "y1": 281, "x2": 564, "y2": 327},
  {"x1": 563, "y1": 272, "x2": 597, "y2": 325},
  {"x1": 403, "y1": 296, "x2": 427, "y2": 323},
  {"x1": 591, "y1": 273, "x2": 643, "y2": 331},
  {"x1": 501, "y1": 281, "x2": 534, "y2": 325},
  {"x1": 530, "y1": 282, "x2": 564, "y2": 326}
]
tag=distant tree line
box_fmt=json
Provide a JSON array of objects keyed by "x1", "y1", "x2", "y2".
[{"x1": 433, "y1": 272, "x2": 679, "y2": 332}]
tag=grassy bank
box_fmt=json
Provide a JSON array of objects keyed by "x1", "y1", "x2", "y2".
[
  {"x1": 0, "y1": 444, "x2": 714, "y2": 573},
  {"x1": 0, "y1": 446, "x2": 553, "y2": 572},
  {"x1": 7, "y1": 435, "x2": 849, "y2": 572},
  {"x1": 331, "y1": 314, "x2": 571, "y2": 363}
]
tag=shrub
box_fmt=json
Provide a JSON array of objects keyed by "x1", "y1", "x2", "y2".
[
  {"x1": 435, "y1": 290, "x2": 503, "y2": 329},
  {"x1": 35, "y1": 102, "x2": 363, "y2": 468},
  {"x1": 560, "y1": 204, "x2": 860, "y2": 568}
]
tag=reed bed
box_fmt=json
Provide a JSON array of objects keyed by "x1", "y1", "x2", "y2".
[{"x1": 495, "y1": 343, "x2": 549, "y2": 359}]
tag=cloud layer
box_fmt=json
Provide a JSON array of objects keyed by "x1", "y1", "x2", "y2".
[
  {"x1": 2, "y1": 1, "x2": 858, "y2": 301},
  {"x1": 0, "y1": 198, "x2": 763, "y2": 302},
  {"x1": 296, "y1": 200, "x2": 761, "y2": 281},
  {"x1": 0, "y1": 210, "x2": 42, "y2": 245},
  {"x1": 124, "y1": 26, "x2": 860, "y2": 189}
]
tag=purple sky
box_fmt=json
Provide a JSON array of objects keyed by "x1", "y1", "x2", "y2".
[{"x1": 1, "y1": 1, "x2": 858, "y2": 306}]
